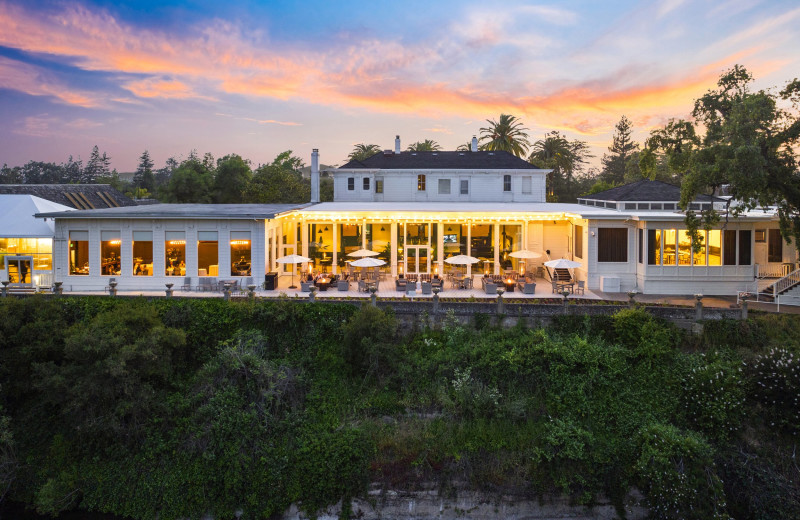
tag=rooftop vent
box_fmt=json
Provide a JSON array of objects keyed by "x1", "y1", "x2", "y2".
[
  {"x1": 411, "y1": 152, "x2": 417, "y2": 156},
  {"x1": 458, "y1": 152, "x2": 465, "y2": 156},
  {"x1": 383, "y1": 149, "x2": 393, "y2": 156},
  {"x1": 488, "y1": 152, "x2": 494, "y2": 156},
  {"x1": 432, "y1": 152, "x2": 438, "y2": 156}
]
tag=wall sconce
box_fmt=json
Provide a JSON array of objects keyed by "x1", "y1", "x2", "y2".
[
  {"x1": 380, "y1": 226, "x2": 385, "y2": 231},
  {"x1": 590, "y1": 231, "x2": 596, "y2": 236},
  {"x1": 324, "y1": 226, "x2": 329, "y2": 231}
]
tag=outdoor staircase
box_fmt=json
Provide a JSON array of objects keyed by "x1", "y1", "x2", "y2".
[{"x1": 756, "y1": 267, "x2": 800, "y2": 305}]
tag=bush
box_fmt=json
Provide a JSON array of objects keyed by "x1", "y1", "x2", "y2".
[
  {"x1": 341, "y1": 305, "x2": 399, "y2": 384},
  {"x1": 747, "y1": 347, "x2": 800, "y2": 434}
]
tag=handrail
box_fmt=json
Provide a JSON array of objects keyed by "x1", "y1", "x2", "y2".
[{"x1": 772, "y1": 267, "x2": 800, "y2": 298}]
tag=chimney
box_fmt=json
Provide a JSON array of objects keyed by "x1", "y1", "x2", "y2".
[
  {"x1": 395, "y1": 135, "x2": 401, "y2": 154},
  {"x1": 471, "y1": 135, "x2": 478, "y2": 152},
  {"x1": 310, "y1": 148, "x2": 320, "y2": 203}
]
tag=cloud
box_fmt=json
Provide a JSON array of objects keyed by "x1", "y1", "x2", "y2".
[
  {"x1": 14, "y1": 114, "x2": 58, "y2": 137},
  {"x1": 124, "y1": 77, "x2": 212, "y2": 100},
  {"x1": 0, "y1": 55, "x2": 100, "y2": 107}
]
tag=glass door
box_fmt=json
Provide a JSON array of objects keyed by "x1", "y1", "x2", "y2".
[
  {"x1": 5, "y1": 256, "x2": 33, "y2": 286},
  {"x1": 404, "y1": 246, "x2": 430, "y2": 275}
]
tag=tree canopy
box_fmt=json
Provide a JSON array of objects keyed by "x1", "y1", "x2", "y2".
[
  {"x1": 529, "y1": 131, "x2": 593, "y2": 202},
  {"x1": 406, "y1": 139, "x2": 441, "y2": 151},
  {"x1": 642, "y1": 65, "x2": 800, "y2": 244},
  {"x1": 244, "y1": 151, "x2": 310, "y2": 203},
  {"x1": 479, "y1": 114, "x2": 531, "y2": 157},
  {"x1": 600, "y1": 116, "x2": 639, "y2": 185},
  {"x1": 347, "y1": 144, "x2": 382, "y2": 163}
]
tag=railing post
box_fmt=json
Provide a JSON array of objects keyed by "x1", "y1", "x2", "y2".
[
  {"x1": 53, "y1": 281, "x2": 63, "y2": 296},
  {"x1": 561, "y1": 289, "x2": 570, "y2": 314},
  {"x1": 694, "y1": 294, "x2": 704, "y2": 321},
  {"x1": 1, "y1": 281, "x2": 8, "y2": 298},
  {"x1": 432, "y1": 286, "x2": 440, "y2": 315},
  {"x1": 308, "y1": 285, "x2": 318, "y2": 302},
  {"x1": 166, "y1": 283, "x2": 174, "y2": 298},
  {"x1": 741, "y1": 299, "x2": 748, "y2": 320},
  {"x1": 369, "y1": 285, "x2": 377, "y2": 306},
  {"x1": 627, "y1": 290, "x2": 638, "y2": 308}
]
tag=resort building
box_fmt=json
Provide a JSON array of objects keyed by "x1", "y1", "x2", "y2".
[{"x1": 33, "y1": 138, "x2": 798, "y2": 296}]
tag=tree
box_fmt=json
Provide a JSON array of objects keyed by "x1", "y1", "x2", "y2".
[
  {"x1": 83, "y1": 145, "x2": 111, "y2": 183},
  {"x1": 529, "y1": 131, "x2": 593, "y2": 202},
  {"x1": 347, "y1": 144, "x2": 382, "y2": 162},
  {"x1": 643, "y1": 65, "x2": 800, "y2": 245},
  {"x1": 155, "y1": 156, "x2": 179, "y2": 193},
  {"x1": 600, "y1": 116, "x2": 639, "y2": 184},
  {"x1": 456, "y1": 141, "x2": 473, "y2": 151},
  {"x1": 213, "y1": 154, "x2": 252, "y2": 204},
  {"x1": 0, "y1": 164, "x2": 22, "y2": 184},
  {"x1": 479, "y1": 114, "x2": 531, "y2": 157},
  {"x1": 244, "y1": 151, "x2": 310, "y2": 203},
  {"x1": 162, "y1": 156, "x2": 214, "y2": 203},
  {"x1": 406, "y1": 139, "x2": 441, "y2": 151},
  {"x1": 133, "y1": 150, "x2": 155, "y2": 194}
]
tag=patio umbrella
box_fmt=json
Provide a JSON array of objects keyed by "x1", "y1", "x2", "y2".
[
  {"x1": 348, "y1": 248, "x2": 380, "y2": 257},
  {"x1": 445, "y1": 255, "x2": 481, "y2": 265},
  {"x1": 349, "y1": 257, "x2": 386, "y2": 267},
  {"x1": 276, "y1": 254, "x2": 311, "y2": 289},
  {"x1": 509, "y1": 249, "x2": 542, "y2": 259},
  {"x1": 544, "y1": 258, "x2": 582, "y2": 269}
]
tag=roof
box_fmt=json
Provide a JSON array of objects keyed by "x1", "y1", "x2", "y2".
[
  {"x1": 0, "y1": 194, "x2": 73, "y2": 237},
  {"x1": 578, "y1": 180, "x2": 718, "y2": 202},
  {"x1": 35, "y1": 203, "x2": 309, "y2": 220},
  {"x1": 295, "y1": 201, "x2": 618, "y2": 218},
  {"x1": 0, "y1": 184, "x2": 135, "y2": 209},
  {"x1": 337, "y1": 150, "x2": 543, "y2": 170}
]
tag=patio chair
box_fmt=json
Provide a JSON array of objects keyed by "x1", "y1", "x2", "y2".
[
  {"x1": 421, "y1": 281, "x2": 432, "y2": 295},
  {"x1": 405, "y1": 281, "x2": 417, "y2": 296},
  {"x1": 300, "y1": 281, "x2": 313, "y2": 292},
  {"x1": 575, "y1": 280, "x2": 585, "y2": 295},
  {"x1": 181, "y1": 276, "x2": 192, "y2": 291},
  {"x1": 337, "y1": 279, "x2": 350, "y2": 291},
  {"x1": 517, "y1": 280, "x2": 536, "y2": 294},
  {"x1": 358, "y1": 279, "x2": 368, "y2": 293},
  {"x1": 395, "y1": 278, "x2": 407, "y2": 292},
  {"x1": 483, "y1": 281, "x2": 498, "y2": 295},
  {"x1": 103, "y1": 277, "x2": 116, "y2": 293},
  {"x1": 551, "y1": 280, "x2": 559, "y2": 293}
]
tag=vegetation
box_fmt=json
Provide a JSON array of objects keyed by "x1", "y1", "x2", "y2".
[
  {"x1": 529, "y1": 131, "x2": 593, "y2": 202},
  {"x1": 479, "y1": 114, "x2": 531, "y2": 157},
  {"x1": 347, "y1": 143, "x2": 382, "y2": 162},
  {"x1": 0, "y1": 298, "x2": 798, "y2": 519},
  {"x1": 406, "y1": 139, "x2": 441, "y2": 152}
]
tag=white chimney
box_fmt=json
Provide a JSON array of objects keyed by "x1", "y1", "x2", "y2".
[
  {"x1": 395, "y1": 135, "x2": 401, "y2": 154},
  {"x1": 471, "y1": 135, "x2": 478, "y2": 152},
  {"x1": 310, "y1": 148, "x2": 320, "y2": 203}
]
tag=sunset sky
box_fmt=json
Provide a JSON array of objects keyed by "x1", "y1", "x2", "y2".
[{"x1": 1, "y1": 0, "x2": 799, "y2": 172}]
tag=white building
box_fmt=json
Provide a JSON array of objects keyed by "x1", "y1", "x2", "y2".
[{"x1": 35, "y1": 141, "x2": 798, "y2": 296}]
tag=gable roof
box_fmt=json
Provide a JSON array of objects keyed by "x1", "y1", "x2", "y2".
[
  {"x1": 578, "y1": 180, "x2": 718, "y2": 202},
  {"x1": 337, "y1": 150, "x2": 542, "y2": 170},
  {"x1": 0, "y1": 194, "x2": 73, "y2": 237},
  {"x1": 0, "y1": 184, "x2": 135, "y2": 209}
]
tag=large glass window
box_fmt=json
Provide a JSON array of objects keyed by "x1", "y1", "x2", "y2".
[
  {"x1": 308, "y1": 224, "x2": 332, "y2": 272},
  {"x1": 460, "y1": 180, "x2": 469, "y2": 195},
  {"x1": 678, "y1": 230, "x2": 692, "y2": 265},
  {"x1": 768, "y1": 229, "x2": 783, "y2": 262},
  {"x1": 0, "y1": 238, "x2": 52, "y2": 271},
  {"x1": 648, "y1": 229, "x2": 661, "y2": 265},
  {"x1": 500, "y1": 224, "x2": 522, "y2": 270},
  {"x1": 375, "y1": 178, "x2": 384, "y2": 194},
  {"x1": 405, "y1": 223, "x2": 429, "y2": 245},
  {"x1": 132, "y1": 231, "x2": 153, "y2": 276},
  {"x1": 708, "y1": 230, "x2": 721, "y2": 266},
  {"x1": 574, "y1": 225, "x2": 583, "y2": 259},
  {"x1": 366, "y1": 223, "x2": 391, "y2": 264},
  {"x1": 230, "y1": 231, "x2": 251, "y2": 276},
  {"x1": 100, "y1": 231, "x2": 121, "y2": 276},
  {"x1": 692, "y1": 231, "x2": 706, "y2": 266},
  {"x1": 470, "y1": 224, "x2": 494, "y2": 274},
  {"x1": 739, "y1": 230, "x2": 752, "y2": 265},
  {"x1": 597, "y1": 228, "x2": 627, "y2": 262},
  {"x1": 197, "y1": 231, "x2": 218, "y2": 276},
  {"x1": 363, "y1": 177, "x2": 370, "y2": 190},
  {"x1": 417, "y1": 174, "x2": 426, "y2": 191},
  {"x1": 723, "y1": 230, "x2": 737, "y2": 266},
  {"x1": 438, "y1": 179, "x2": 451, "y2": 194},
  {"x1": 337, "y1": 224, "x2": 362, "y2": 270},
  {"x1": 663, "y1": 229, "x2": 677, "y2": 265},
  {"x1": 165, "y1": 231, "x2": 186, "y2": 276},
  {"x1": 442, "y1": 224, "x2": 467, "y2": 268},
  {"x1": 69, "y1": 231, "x2": 89, "y2": 275}
]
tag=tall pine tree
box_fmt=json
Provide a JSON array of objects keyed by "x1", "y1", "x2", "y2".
[
  {"x1": 83, "y1": 145, "x2": 111, "y2": 183},
  {"x1": 600, "y1": 116, "x2": 639, "y2": 185},
  {"x1": 133, "y1": 150, "x2": 155, "y2": 194}
]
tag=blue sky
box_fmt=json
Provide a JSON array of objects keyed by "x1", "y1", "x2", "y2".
[{"x1": 1, "y1": 0, "x2": 798, "y2": 172}]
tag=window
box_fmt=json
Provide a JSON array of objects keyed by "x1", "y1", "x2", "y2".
[
  {"x1": 363, "y1": 177, "x2": 370, "y2": 190},
  {"x1": 678, "y1": 230, "x2": 692, "y2": 265},
  {"x1": 132, "y1": 231, "x2": 153, "y2": 276},
  {"x1": 723, "y1": 230, "x2": 737, "y2": 265},
  {"x1": 739, "y1": 230, "x2": 752, "y2": 265},
  {"x1": 69, "y1": 231, "x2": 89, "y2": 275},
  {"x1": 347, "y1": 177, "x2": 354, "y2": 190},
  {"x1": 755, "y1": 229, "x2": 766, "y2": 242},
  {"x1": 522, "y1": 176, "x2": 532, "y2": 194},
  {"x1": 693, "y1": 231, "x2": 707, "y2": 266},
  {"x1": 574, "y1": 225, "x2": 583, "y2": 259},
  {"x1": 230, "y1": 231, "x2": 252, "y2": 276},
  {"x1": 417, "y1": 174, "x2": 426, "y2": 191},
  {"x1": 597, "y1": 228, "x2": 627, "y2": 262},
  {"x1": 438, "y1": 178, "x2": 451, "y2": 195},
  {"x1": 648, "y1": 229, "x2": 661, "y2": 265},
  {"x1": 197, "y1": 231, "x2": 218, "y2": 276},
  {"x1": 100, "y1": 231, "x2": 121, "y2": 276},
  {"x1": 375, "y1": 178, "x2": 384, "y2": 194},
  {"x1": 460, "y1": 179, "x2": 469, "y2": 195},
  {"x1": 0, "y1": 238, "x2": 52, "y2": 272},
  {"x1": 663, "y1": 229, "x2": 677, "y2": 265},
  {"x1": 503, "y1": 174, "x2": 511, "y2": 192},
  {"x1": 768, "y1": 229, "x2": 783, "y2": 262},
  {"x1": 165, "y1": 231, "x2": 186, "y2": 276},
  {"x1": 708, "y1": 230, "x2": 721, "y2": 265},
  {"x1": 638, "y1": 228, "x2": 643, "y2": 264}
]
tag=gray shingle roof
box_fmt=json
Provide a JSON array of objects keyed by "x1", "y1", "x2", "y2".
[
  {"x1": 578, "y1": 180, "x2": 718, "y2": 202},
  {"x1": 0, "y1": 184, "x2": 135, "y2": 209},
  {"x1": 337, "y1": 150, "x2": 542, "y2": 170},
  {"x1": 35, "y1": 203, "x2": 308, "y2": 220}
]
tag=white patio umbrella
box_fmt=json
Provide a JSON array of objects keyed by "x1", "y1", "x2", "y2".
[
  {"x1": 276, "y1": 254, "x2": 311, "y2": 289},
  {"x1": 544, "y1": 258, "x2": 582, "y2": 269},
  {"x1": 348, "y1": 248, "x2": 380, "y2": 257},
  {"x1": 349, "y1": 257, "x2": 386, "y2": 267},
  {"x1": 445, "y1": 255, "x2": 481, "y2": 265}
]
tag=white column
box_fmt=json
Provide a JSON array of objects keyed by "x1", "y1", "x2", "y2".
[
  {"x1": 332, "y1": 222, "x2": 339, "y2": 275},
  {"x1": 494, "y1": 223, "x2": 500, "y2": 275},
  {"x1": 391, "y1": 222, "x2": 398, "y2": 277}
]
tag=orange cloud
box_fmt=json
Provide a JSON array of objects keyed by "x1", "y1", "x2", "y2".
[
  {"x1": 0, "y1": 55, "x2": 100, "y2": 107},
  {"x1": 124, "y1": 77, "x2": 211, "y2": 100}
]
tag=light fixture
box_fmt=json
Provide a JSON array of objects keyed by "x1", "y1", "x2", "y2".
[
  {"x1": 380, "y1": 226, "x2": 385, "y2": 231},
  {"x1": 324, "y1": 226, "x2": 329, "y2": 231},
  {"x1": 318, "y1": 229, "x2": 323, "y2": 234},
  {"x1": 447, "y1": 226, "x2": 452, "y2": 232}
]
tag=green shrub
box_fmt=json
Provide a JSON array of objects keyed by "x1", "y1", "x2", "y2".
[
  {"x1": 747, "y1": 347, "x2": 800, "y2": 434},
  {"x1": 341, "y1": 305, "x2": 399, "y2": 384}
]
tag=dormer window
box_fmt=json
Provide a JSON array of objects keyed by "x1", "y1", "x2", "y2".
[
  {"x1": 417, "y1": 174, "x2": 426, "y2": 191},
  {"x1": 503, "y1": 175, "x2": 511, "y2": 192}
]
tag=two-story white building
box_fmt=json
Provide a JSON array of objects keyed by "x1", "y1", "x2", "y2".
[{"x1": 35, "y1": 137, "x2": 798, "y2": 295}]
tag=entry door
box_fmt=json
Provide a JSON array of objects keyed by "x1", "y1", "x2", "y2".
[
  {"x1": 405, "y1": 246, "x2": 430, "y2": 275},
  {"x1": 5, "y1": 256, "x2": 33, "y2": 286}
]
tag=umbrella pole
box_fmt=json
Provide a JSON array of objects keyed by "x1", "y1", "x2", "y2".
[{"x1": 289, "y1": 265, "x2": 297, "y2": 289}]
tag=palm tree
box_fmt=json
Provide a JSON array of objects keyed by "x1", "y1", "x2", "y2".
[
  {"x1": 478, "y1": 114, "x2": 531, "y2": 157},
  {"x1": 347, "y1": 144, "x2": 382, "y2": 162},
  {"x1": 529, "y1": 131, "x2": 592, "y2": 201},
  {"x1": 406, "y1": 139, "x2": 442, "y2": 152},
  {"x1": 456, "y1": 141, "x2": 472, "y2": 151}
]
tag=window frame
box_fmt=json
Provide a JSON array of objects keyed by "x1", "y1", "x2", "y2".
[
  {"x1": 417, "y1": 174, "x2": 426, "y2": 191},
  {"x1": 363, "y1": 177, "x2": 370, "y2": 190},
  {"x1": 503, "y1": 174, "x2": 511, "y2": 192},
  {"x1": 460, "y1": 179, "x2": 469, "y2": 195},
  {"x1": 438, "y1": 178, "x2": 451, "y2": 195},
  {"x1": 597, "y1": 228, "x2": 628, "y2": 263},
  {"x1": 347, "y1": 177, "x2": 354, "y2": 191}
]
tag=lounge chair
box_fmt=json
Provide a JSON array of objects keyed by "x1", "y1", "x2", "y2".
[
  {"x1": 517, "y1": 279, "x2": 536, "y2": 294},
  {"x1": 395, "y1": 278, "x2": 407, "y2": 291},
  {"x1": 421, "y1": 281, "x2": 432, "y2": 294},
  {"x1": 405, "y1": 281, "x2": 417, "y2": 296},
  {"x1": 483, "y1": 281, "x2": 498, "y2": 295},
  {"x1": 337, "y1": 279, "x2": 350, "y2": 291},
  {"x1": 300, "y1": 281, "x2": 313, "y2": 292}
]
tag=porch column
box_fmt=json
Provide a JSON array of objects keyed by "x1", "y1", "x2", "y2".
[
  {"x1": 436, "y1": 219, "x2": 444, "y2": 276},
  {"x1": 332, "y1": 222, "x2": 338, "y2": 275},
  {"x1": 494, "y1": 223, "x2": 500, "y2": 275},
  {"x1": 467, "y1": 222, "x2": 472, "y2": 277},
  {"x1": 390, "y1": 222, "x2": 398, "y2": 277}
]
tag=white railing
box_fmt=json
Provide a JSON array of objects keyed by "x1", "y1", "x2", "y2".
[
  {"x1": 772, "y1": 268, "x2": 800, "y2": 298},
  {"x1": 755, "y1": 263, "x2": 793, "y2": 279}
]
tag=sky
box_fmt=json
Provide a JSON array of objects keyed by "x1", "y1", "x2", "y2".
[{"x1": 0, "y1": 0, "x2": 799, "y2": 172}]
